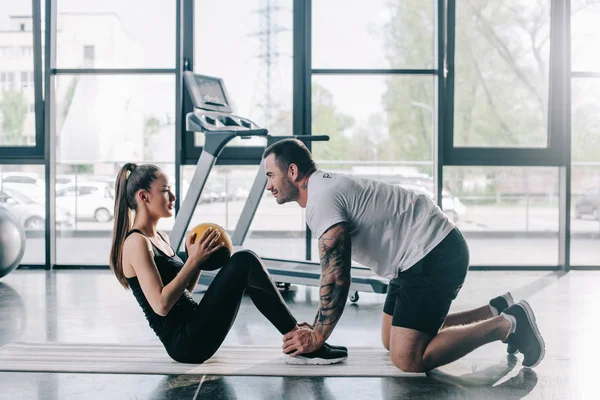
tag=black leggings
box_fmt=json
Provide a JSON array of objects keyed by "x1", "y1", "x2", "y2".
[{"x1": 164, "y1": 250, "x2": 297, "y2": 363}]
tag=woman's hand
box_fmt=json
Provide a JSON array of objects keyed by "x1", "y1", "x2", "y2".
[{"x1": 186, "y1": 227, "x2": 224, "y2": 268}]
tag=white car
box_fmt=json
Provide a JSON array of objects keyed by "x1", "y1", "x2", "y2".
[
  {"x1": 56, "y1": 182, "x2": 115, "y2": 222},
  {"x1": 0, "y1": 188, "x2": 73, "y2": 230},
  {"x1": 1, "y1": 172, "x2": 44, "y2": 203},
  {"x1": 398, "y1": 183, "x2": 468, "y2": 221}
]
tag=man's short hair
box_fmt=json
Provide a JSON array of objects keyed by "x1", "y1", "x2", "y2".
[{"x1": 262, "y1": 138, "x2": 317, "y2": 178}]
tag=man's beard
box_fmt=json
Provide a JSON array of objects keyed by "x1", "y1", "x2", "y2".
[{"x1": 276, "y1": 178, "x2": 300, "y2": 204}]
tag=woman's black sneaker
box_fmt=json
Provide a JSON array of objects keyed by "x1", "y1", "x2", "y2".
[{"x1": 284, "y1": 343, "x2": 348, "y2": 365}]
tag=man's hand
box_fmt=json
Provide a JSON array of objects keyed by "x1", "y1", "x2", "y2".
[{"x1": 282, "y1": 327, "x2": 323, "y2": 356}]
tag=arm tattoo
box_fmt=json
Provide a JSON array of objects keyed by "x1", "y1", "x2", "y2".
[{"x1": 313, "y1": 223, "x2": 351, "y2": 340}]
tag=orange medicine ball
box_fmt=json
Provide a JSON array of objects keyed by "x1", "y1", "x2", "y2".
[{"x1": 188, "y1": 222, "x2": 233, "y2": 271}]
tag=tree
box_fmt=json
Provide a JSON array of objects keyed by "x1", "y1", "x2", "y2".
[
  {"x1": 0, "y1": 90, "x2": 27, "y2": 145},
  {"x1": 380, "y1": 0, "x2": 600, "y2": 194},
  {"x1": 143, "y1": 116, "x2": 162, "y2": 160},
  {"x1": 71, "y1": 164, "x2": 93, "y2": 174},
  {"x1": 350, "y1": 113, "x2": 390, "y2": 161},
  {"x1": 381, "y1": 0, "x2": 435, "y2": 161},
  {"x1": 311, "y1": 83, "x2": 354, "y2": 161}
]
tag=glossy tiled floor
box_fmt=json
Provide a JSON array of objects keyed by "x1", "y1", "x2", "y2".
[{"x1": 0, "y1": 269, "x2": 598, "y2": 399}]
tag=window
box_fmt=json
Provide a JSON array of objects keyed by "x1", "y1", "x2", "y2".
[
  {"x1": 311, "y1": 75, "x2": 435, "y2": 165},
  {"x1": 571, "y1": 78, "x2": 600, "y2": 266},
  {"x1": 0, "y1": 6, "x2": 37, "y2": 147},
  {"x1": 312, "y1": 0, "x2": 435, "y2": 69},
  {"x1": 20, "y1": 46, "x2": 32, "y2": 56},
  {"x1": 55, "y1": 74, "x2": 174, "y2": 163},
  {"x1": 0, "y1": 165, "x2": 47, "y2": 264},
  {"x1": 444, "y1": 166, "x2": 559, "y2": 267},
  {"x1": 54, "y1": 74, "x2": 175, "y2": 265},
  {"x1": 453, "y1": 0, "x2": 550, "y2": 148},
  {"x1": 0, "y1": 72, "x2": 15, "y2": 89},
  {"x1": 194, "y1": 0, "x2": 293, "y2": 146},
  {"x1": 83, "y1": 45, "x2": 95, "y2": 67},
  {"x1": 56, "y1": 1, "x2": 175, "y2": 68},
  {"x1": 20, "y1": 71, "x2": 33, "y2": 88},
  {"x1": 572, "y1": 0, "x2": 600, "y2": 72}
]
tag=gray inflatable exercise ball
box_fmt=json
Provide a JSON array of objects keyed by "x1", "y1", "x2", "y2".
[{"x1": 0, "y1": 207, "x2": 26, "y2": 279}]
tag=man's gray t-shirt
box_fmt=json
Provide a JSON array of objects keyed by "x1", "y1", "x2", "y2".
[{"x1": 306, "y1": 170, "x2": 456, "y2": 279}]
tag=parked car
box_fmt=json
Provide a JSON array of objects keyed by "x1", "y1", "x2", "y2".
[
  {"x1": 0, "y1": 188, "x2": 73, "y2": 230},
  {"x1": 1, "y1": 172, "x2": 44, "y2": 203},
  {"x1": 398, "y1": 183, "x2": 468, "y2": 222},
  {"x1": 56, "y1": 182, "x2": 115, "y2": 222},
  {"x1": 575, "y1": 188, "x2": 600, "y2": 220}
]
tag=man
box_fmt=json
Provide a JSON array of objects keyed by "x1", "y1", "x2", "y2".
[{"x1": 263, "y1": 139, "x2": 545, "y2": 372}]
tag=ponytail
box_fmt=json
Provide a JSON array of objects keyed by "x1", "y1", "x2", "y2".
[
  {"x1": 110, "y1": 163, "x2": 137, "y2": 289},
  {"x1": 109, "y1": 162, "x2": 161, "y2": 289}
]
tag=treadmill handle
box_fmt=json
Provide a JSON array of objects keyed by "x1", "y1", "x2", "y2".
[
  {"x1": 293, "y1": 135, "x2": 330, "y2": 142},
  {"x1": 236, "y1": 128, "x2": 269, "y2": 137}
]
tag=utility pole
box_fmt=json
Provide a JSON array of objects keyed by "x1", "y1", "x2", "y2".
[{"x1": 250, "y1": 0, "x2": 289, "y2": 128}]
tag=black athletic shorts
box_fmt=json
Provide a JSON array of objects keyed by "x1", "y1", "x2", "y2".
[{"x1": 383, "y1": 227, "x2": 470, "y2": 336}]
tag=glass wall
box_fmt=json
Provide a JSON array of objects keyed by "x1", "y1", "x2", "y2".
[
  {"x1": 51, "y1": 0, "x2": 177, "y2": 265},
  {"x1": 453, "y1": 0, "x2": 551, "y2": 148},
  {"x1": 312, "y1": 0, "x2": 434, "y2": 69},
  {"x1": 0, "y1": 1, "x2": 37, "y2": 146},
  {"x1": 444, "y1": 166, "x2": 559, "y2": 266},
  {"x1": 0, "y1": 164, "x2": 46, "y2": 264},
  {"x1": 194, "y1": 0, "x2": 293, "y2": 147},
  {"x1": 309, "y1": 0, "x2": 437, "y2": 262},
  {"x1": 2, "y1": 0, "x2": 597, "y2": 269},
  {"x1": 571, "y1": 0, "x2": 600, "y2": 72},
  {"x1": 53, "y1": 74, "x2": 175, "y2": 265},
  {"x1": 570, "y1": 0, "x2": 600, "y2": 267},
  {"x1": 56, "y1": 0, "x2": 175, "y2": 68}
]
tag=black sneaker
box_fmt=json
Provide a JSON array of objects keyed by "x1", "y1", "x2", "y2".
[
  {"x1": 490, "y1": 292, "x2": 518, "y2": 355},
  {"x1": 324, "y1": 342, "x2": 347, "y2": 352},
  {"x1": 502, "y1": 300, "x2": 545, "y2": 368},
  {"x1": 284, "y1": 343, "x2": 348, "y2": 365}
]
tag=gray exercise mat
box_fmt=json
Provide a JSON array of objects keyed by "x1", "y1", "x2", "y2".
[{"x1": 0, "y1": 342, "x2": 425, "y2": 377}]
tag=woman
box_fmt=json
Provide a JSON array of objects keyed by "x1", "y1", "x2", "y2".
[{"x1": 109, "y1": 163, "x2": 347, "y2": 364}]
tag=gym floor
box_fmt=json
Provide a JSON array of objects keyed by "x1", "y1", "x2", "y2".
[{"x1": 0, "y1": 269, "x2": 596, "y2": 399}]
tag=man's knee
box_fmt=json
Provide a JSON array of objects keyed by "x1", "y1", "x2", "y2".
[
  {"x1": 390, "y1": 352, "x2": 430, "y2": 373},
  {"x1": 382, "y1": 336, "x2": 390, "y2": 351},
  {"x1": 381, "y1": 313, "x2": 393, "y2": 351}
]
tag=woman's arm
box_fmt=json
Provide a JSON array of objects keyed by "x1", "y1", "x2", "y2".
[
  {"x1": 124, "y1": 234, "x2": 201, "y2": 316},
  {"x1": 158, "y1": 230, "x2": 202, "y2": 293}
]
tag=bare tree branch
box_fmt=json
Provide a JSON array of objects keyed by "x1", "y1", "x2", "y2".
[
  {"x1": 468, "y1": 2, "x2": 545, "y2": 110},
  {"x1": 470, "y1": 52, "x2": 518, "y2": 144}
]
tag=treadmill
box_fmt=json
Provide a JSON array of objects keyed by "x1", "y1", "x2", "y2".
[
  {"x1": 169, "y1": 72, "x2": 268, "y2": 252},
  {"x1": 174, "y1": 71, "x2": 389, "y2": 302}
]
